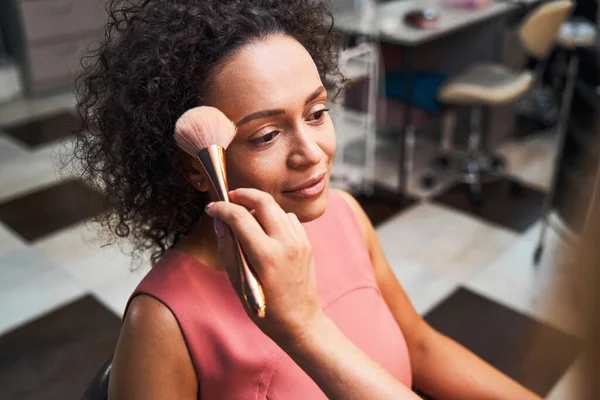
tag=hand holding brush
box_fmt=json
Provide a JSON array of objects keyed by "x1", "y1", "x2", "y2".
[
  {"x1": 174, "y1": 106, "x2": 266, "y2": 318},
  {"x1": 205, "y1": 187, "x2": 323, "y2": 345}
]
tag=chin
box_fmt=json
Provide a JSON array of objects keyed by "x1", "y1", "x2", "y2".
[{"x1": 283, "y1": 189, "x2": 330, "y2": 223}]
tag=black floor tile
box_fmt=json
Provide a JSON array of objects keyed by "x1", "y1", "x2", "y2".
[
  {"x1": 0, "y1": 179, "x2": 112, "y2": 242},
  {"x1": 424, "y1": 288, "x2": 581, "y2": 397},
  {"x1": 433, "y1": 177, "x2": 545, "y2": 233},
  {"x1": 353, "y1": 185, "x2": 417, "y2": 227},
  {"x1": 0, "y1": 296, "x2": 121, "y2": 400},
  {"x1": 1, "y1": 112, "x2": 80, "y2": 148}
]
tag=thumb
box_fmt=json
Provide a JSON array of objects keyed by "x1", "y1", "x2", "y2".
[{"x1": 214, "y1": 217, "x2": 243, "y2": 297}]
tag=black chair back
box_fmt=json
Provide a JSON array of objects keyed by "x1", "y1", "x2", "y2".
[{"x1": 81, "y1": 355, "x2": 113, "y2": 400}]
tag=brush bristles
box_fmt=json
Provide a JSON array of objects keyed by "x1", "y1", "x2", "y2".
[{"x1": 174, "y1": 106, "x2": 236, "y2": 156}]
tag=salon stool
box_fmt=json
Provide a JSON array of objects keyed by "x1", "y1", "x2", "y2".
[{"x1": 436, "y1": 0, "x2": 574, "y2": 205}]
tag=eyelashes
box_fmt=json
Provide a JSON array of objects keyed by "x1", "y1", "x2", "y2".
[
  {"x1": 308, "y1": 108, "x2": 330, "y2": 123},
  {"x1": 254, "y1": 130, "x2": 280, "y2": 145},
  {"x1": 251, "y1": 108, "x2": 330, "y2": 146}
]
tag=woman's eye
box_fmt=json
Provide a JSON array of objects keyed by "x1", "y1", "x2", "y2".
[
  {"x1": 310, "y1": 108, "x2": 330, "y2": 122},
  {"x1": 253, "y1": 130, "x2": 280, "y2": 146}
]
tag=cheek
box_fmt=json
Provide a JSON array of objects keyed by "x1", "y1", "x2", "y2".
[
  {"x1": 225, "y1": 147, "x2": 284, "y2": 191},
  {"x1": 319, "y1": 124, "x2": 336, "y2": 161}
]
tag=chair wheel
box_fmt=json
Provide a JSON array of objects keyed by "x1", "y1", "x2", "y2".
[
  {"x1": 435, "y1": 155, "x2": 452, "y2": 169},
  {"x1": 533, "y1": 245, "x2": 543, "y2": 266},
  {"x1": 420, "y1": 173, "x2": 436, "y2": 189},
  {"x1": 490, "y1": 156, "x2": 506, "y2": 171}
]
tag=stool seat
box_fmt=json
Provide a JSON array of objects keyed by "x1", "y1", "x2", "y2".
[
  {"x1": 556, "y1": 19, "x2": 597, "y2": 50},
  {"x1": 438, "y1": 64, "x2": 534, "y2": 105}
]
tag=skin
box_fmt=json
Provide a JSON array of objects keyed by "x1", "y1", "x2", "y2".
[{"x1": 109, "y1": 34, "x2": 541, "y2": 399}]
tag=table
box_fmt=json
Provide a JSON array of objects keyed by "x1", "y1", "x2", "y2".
[
  {"x1": 333, "y1": 0, "x2": 539, "y2": 195},
  {"x1": 335, "y1": 0, "x2": 535, "y2": 46}
]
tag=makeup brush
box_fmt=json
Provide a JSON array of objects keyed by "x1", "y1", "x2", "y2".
[{"x1": 175, "y1": 106, "x2": 266, "y2": 319}]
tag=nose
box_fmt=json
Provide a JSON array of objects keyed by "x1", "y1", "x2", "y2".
[{"x1": 286, "y1": 125, "x2": 323, "y2": 169}]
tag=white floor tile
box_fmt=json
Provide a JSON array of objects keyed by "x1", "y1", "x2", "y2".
[
  {"x1": 0, "y1": 222, "x2": 27, "y2": 258},
  {"x1": 35, "y1": 223, "x2": 148, "y2": 290},
  {"x1": 0, "y1": 249, "x2": 85, "y2": 335},
  {"x1": 0, "y1": 151, "x2": 59, "y2": 203},
  {"x1": 465, "y1": 221, "x2": 583, "y2": 337},
  {"x1": 92, "y1": 266, "x2": 151, "y2": 317},
  {"x1": 388, "y1": 258, "x2": 459, "y2": 315},
  {"x1": 498, "y1": 131, "x2": 557, "y2": 191},
  {"x1": 376, "y1": 203, "x2": 518, "y2": 282},
  {"x1": 0, "y1": 134, "x2": 27, "y2": 162}
]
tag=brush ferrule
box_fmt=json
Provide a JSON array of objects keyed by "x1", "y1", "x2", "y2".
[{"x1": 197, "y1": 145, "x2": 229, "y2": 202}]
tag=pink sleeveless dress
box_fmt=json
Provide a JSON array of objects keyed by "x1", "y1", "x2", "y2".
[{"x1": 126, "y1": 191, "x2": 412, "y2": 399}]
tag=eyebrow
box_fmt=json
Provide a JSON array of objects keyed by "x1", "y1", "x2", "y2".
[{"x1": 235, "y1": 86, "x2": 326, "y2": 127}]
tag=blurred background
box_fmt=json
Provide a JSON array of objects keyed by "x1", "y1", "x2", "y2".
[{"x1": 0, "y1": 0, "x2": 598, "y2": 398}]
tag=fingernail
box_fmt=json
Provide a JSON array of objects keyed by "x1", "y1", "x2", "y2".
[
  {"x1": 205, "y1": 202, "x2": 215, "y2": 213},
  {"x1": 213, "y1": 218, "x2": 226, "y2": 238}
]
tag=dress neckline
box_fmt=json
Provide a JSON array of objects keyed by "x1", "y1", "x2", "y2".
[{"x1": 168, "y1": 248, "x2": 231, "y2": 281}]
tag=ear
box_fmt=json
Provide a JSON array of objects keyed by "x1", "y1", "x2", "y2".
[{"x1": 182, "y1": 154, "x2": 211, "y2": 192}]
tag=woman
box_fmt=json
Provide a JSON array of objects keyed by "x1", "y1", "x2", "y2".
[{"x1": 74, "y1": 0, "x2": 541, "y2": 398}]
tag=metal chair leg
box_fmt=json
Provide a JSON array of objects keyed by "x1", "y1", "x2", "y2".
[
  {"x1": 467, "y1": 106, "x2": 483, "y2": 205},
  {"x1": 441, "y1": 108, "x2": 457, "y2": 153},
  {"x1": 433, "y1": 108, "x2": 457, "y2": 170},
  {"x1": 534, "y1": 52, "x2": 580, "y2": 266}
]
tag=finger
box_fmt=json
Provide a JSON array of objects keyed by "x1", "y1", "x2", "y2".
[
  {"x1": 206, "y1": 201, "x2": 271, "y2": 259},
  {"x1": 229, "y1": 188, "x2": 291, "y2": 238},
  {"x1": 287, "y1": 213, "x2": 303, "y2": 238},
  {"x1": 289, "y1": 213, "x2": 311, "y2": 244}
]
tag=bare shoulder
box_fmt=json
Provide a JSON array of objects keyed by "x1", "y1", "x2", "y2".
[{"x1": 109, "y1": 294, "x2": 197, "y2": 399}]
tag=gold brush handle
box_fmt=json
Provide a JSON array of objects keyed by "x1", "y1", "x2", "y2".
[
  {"x1": 199, "y1": 145, "x2": 267, "y2": 318},
  {"x1": 233, "y1": 237, "x2": 267, "y2": 318}
]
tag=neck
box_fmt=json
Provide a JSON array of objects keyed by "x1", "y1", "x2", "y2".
[{"x1": 175, "y1": 213, "x2": 227, "y2": 272}]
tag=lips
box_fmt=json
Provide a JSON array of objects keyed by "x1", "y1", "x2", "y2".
[
  {"x1": 284, "y1": 172, "x2": 327, "y2": 198},
  {"x1": 285, "y1": 172, "x2": 327, "y2": 192}
]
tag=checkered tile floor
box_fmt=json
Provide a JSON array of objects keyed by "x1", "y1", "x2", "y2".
[{"x1": 0, "y1": 96, "x2": 582, "y2": 399}]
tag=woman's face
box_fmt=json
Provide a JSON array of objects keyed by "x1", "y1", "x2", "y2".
[{"x1": 206, "y1": 34, "x2": 336, "y2": 222}]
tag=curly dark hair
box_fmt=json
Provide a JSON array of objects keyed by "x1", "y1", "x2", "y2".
[{"x1": 72, "y1": 0, "x2": 344, "y2": 264}]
